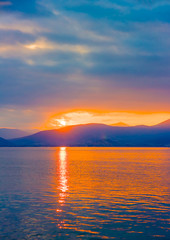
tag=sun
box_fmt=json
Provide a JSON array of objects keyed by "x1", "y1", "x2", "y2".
[
  {"x1": 60, "y1": 120, "x2": 66, "y2": 126},
  {"x1": 57, "y1": 119, "x2": 67, "y2": 127},
  {"x1": 48, "y1": 117, "x2": 68, "y2": 129}
]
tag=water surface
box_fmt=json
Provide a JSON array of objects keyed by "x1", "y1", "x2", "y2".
[{"x1": 0, "y1": 147, "x2": 169, "y2": 239}]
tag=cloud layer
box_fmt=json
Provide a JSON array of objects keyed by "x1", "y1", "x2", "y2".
[{"x1": 0, "y1": 0, "x2": 170, "y2": 128}]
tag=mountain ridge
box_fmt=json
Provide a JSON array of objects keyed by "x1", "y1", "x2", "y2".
[
  {"x1": 9, "y1": 121, "x2": 170, "y2": 147},
  {"x1": 153, "y1": 119, "x2": 170, "y2": 128},
  {"x1": 0, "y1": 128, "x2": 31, "y2": 139},
  {"x1": 0, "y1": 137, "x2": 13, "y2": 147}
]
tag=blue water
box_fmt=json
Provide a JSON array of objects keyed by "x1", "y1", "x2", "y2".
[{"x1": 0, "y1": 147, "x2": 169, "y2": 239}]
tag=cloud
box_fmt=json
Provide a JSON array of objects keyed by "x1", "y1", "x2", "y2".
[
  {"x1": 0, "y1": 14, "x2": 45, "y2": 33},
  {"x1": 0, "y1": 0, "x2": 170, "y2": 129},
  {"x1": 0, "y1": 1, "x2": 12, "y2": 7},
  {"x1": 24, "y1": 38, "x2": 91, "y2": 55},
  {"x1": 0, "y1": 0, "x2": 51, "y2": 17},
  {"x1": 0, "y1": 107, "x2": 46, "y2": 129}
]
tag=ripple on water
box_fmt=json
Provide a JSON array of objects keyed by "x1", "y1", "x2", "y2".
[{"x1": 0, "y1": 147, "x2": 169, "y2": 240}]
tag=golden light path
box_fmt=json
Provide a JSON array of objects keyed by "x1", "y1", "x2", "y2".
[
  {"x1": 57, "y1": 147, "x2": 68, "y2": 206},
  {"x1": 50, "y1": 147, "x2": 169, "y2": 234},
  {"x1": 56, "y1": 147, "x2": 69, "y2": 229}
]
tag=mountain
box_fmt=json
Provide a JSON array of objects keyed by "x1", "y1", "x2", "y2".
[
  {"x1": 0, "y1": 128, "x2": 30, "y2": 139},
  {"x1": 111, "y1": 122, "x2": 129, "y2": 127},
  {"x1": 10, "y1": 123, "x2": 170, "y2": 147},
  {"x1": 153, "y1": 119, "x2": 170, "y2": 128},
  {"x1": 0, "y1": 137, "x2": 12, "y2": 147}
]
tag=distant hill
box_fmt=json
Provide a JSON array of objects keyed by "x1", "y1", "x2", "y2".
[
  {"x1": 153, "y1": 119, "x2": 170, "y2": 128},
  {"x1": 111, "y1": 122, "x2": 129, "y2": 127},
  {"x1": 10, "y1": 123, "x2": 170, "y2": 147},
  {"x1": 0, "y1": 137, "x2": 12, "y2": 147},
  {"x1": 0, "y1": 128, "x2": 30, "y2": 139}
]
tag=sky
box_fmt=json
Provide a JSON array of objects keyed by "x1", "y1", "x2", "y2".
[{"x1": 0, "y1": 0, "x2": 170, "y2": 129}]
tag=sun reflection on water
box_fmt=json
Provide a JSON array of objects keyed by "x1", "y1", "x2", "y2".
[
  {"x1": 56, "y1": 147, "x2": 69, "y2": 229},
  {"x1": 58, "y1": 147, "x2": 68, "y2": 205},
  {"x1": 49, "y1": 147, "x2": 170, "y2": 236}
]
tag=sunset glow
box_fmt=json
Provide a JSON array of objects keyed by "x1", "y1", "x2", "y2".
[
  {"x1": 58, "y1": 119, "x2": 66, "y2": 127},
  {"x1": 0, "y1": 0, "x2": 169, "y2": 131},
  {"x1": 51, "y1": 119, "x2": 67, "y2": 128},
  {"x1": 43, "y1": 111, "x2": 170, "y2": 130}
]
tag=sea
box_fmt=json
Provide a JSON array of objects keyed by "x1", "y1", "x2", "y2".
[{"x1": 0, "y1": 147, "x2": 169, "y2": 240}]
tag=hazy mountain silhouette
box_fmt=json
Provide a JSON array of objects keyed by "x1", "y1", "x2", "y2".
[
  {"x1": 0, "y1": 137, "x2": 12, "y2": 147},
  {"x1": 10, "y1": 120, "x2": 170, "y2": 147},
  {"x1": 153, "y1": 119, "x2": 170, "y2": 128},
  {"x1": 0, "y1": 128, "x2": 30, "y2": 139}
]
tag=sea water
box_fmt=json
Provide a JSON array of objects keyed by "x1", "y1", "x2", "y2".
[{"x1": 0, "y1": 147, "x2": 169, "y2": 239}]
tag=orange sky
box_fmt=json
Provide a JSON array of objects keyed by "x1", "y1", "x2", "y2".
[{"x1": 42, "y1": 110, "x2": 170, "y2": 130}]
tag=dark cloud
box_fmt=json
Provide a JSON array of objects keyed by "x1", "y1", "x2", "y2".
[
  {"x1": 0, "y1": 29, "x2": 36, "y2": 44},
  {"x1": 84, "y1": 51, "x2": 170, "y2": 79},
  {"x1": 50, "y1": 0, "x2": 170, "y2": 23},
  {"x1": 0, "y1": 0, "x2": 51, "y2": 17}
]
